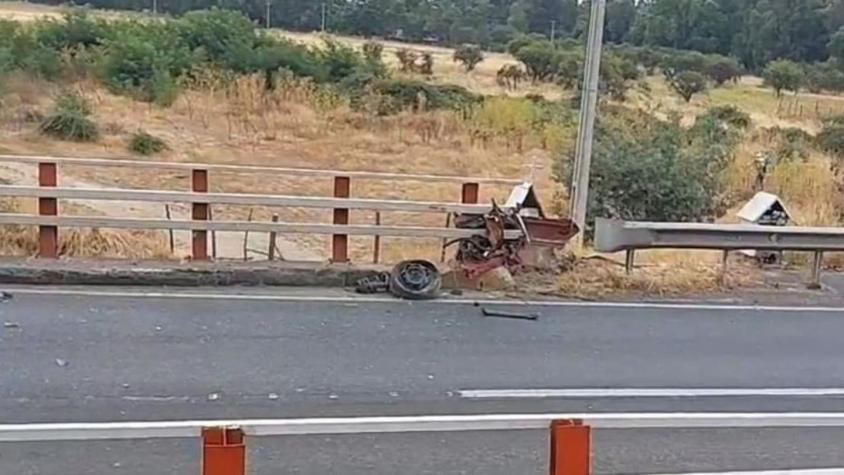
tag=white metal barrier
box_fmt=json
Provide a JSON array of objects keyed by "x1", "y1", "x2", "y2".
[{"x1": 2, "y1": 413, "x2": 844, "y2": 475}]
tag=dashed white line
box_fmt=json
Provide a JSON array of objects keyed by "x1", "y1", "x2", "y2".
[{"x1": 458, "y1": 388, "x2": 844, "y2": 399}]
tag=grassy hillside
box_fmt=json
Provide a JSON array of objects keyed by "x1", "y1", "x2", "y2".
[{"x1": 1, "y1": 1, "x2": 843, "y2": 296}]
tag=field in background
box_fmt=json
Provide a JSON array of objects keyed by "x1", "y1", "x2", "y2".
[{"x1": 2, "y1": 1, "x2": 844, "y2": 295}]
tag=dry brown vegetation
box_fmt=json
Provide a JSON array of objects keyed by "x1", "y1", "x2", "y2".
[{"x1": 2, "y1": 2, "x2": 844, "y2": 297}]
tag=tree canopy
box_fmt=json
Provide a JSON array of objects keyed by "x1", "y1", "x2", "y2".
[{"x1": 27, "y1": 0, "x2": 842, "y2": 71}]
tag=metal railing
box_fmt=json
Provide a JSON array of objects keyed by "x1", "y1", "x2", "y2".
[
  {"x1": 594, "y1": 218, "x2": 844, "y2": 286},
  {"x1": 2, "y1": 412, "x2": 843, "y2": 475},
  {"x1": 0, "y1": 155, "x2": 523, "y2": 263}
]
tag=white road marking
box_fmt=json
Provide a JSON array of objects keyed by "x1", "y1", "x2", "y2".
[
  {"x1": 649, "y1": 470, "x2": 844, "y2": 475},
  {"x1": 4, "y1": 287, "x2": 844, "y2": 313},
  {"x1": 459, "y1": 388, "x2": 844, "y2": 399}
]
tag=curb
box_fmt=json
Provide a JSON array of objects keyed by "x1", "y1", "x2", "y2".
[{"x1": 0, "y1": 258, "x2": 386, "y2": 287}]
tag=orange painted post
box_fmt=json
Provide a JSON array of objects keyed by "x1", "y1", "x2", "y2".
[
  {"x1": 332, "y1": 176, "x2": 350, "y2": 263},
  {"x1": 461, "y1": 182, "x2": 479, "y2": 204},
  {"x1": 549, "y1": 419, "x2": 591, "y2": 475},
  {"x1": 202, "y1": 427, "x2": 245, "y2": 475},
  {"x1": 192, "y1": 169, "x2": 209, "y2": 260},
  {"x1": 38, "y1": 162, "x2": 58, "y2": 258}
]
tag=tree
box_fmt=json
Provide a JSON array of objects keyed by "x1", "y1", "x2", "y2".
[
  {"x1": 565, "y1": 108, "x2": 725, "y2": 234},
  {"x1": 453, "y1": 44, "x2": 483, "y2": 71},
  {"x1": 829, "y1": 28, "x2": 844, "y2": 69},
  {"x1": 512, "y1": 39, "x2": 558, "y2": 81},
  {"x1": 704, "y1": 55, "x2": 742, "y2": 86},
  {"x1": 763, "y1": 59, "x2": 804, "y2": 96},
  {"x1": 670, "y1": 70, "x2": 707, "y2": 102}
]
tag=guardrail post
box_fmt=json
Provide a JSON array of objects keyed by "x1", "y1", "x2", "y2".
[
  {"x1": 461, "y1": 182, "x2": 479, "y2": 204},
  {"x1": 202, "y1": 427, "x2": 245, "y2": 475},
  {"x1": 624, "y1": 249, "x2": 635, "y2": 274},
  {"x1": 549, "y1": 419, "x2": 590, "y2": 475},
  {"x1": 809, "y1": 251, "x2": 824, "y2": 289},
  {"x1": 38, "y1": 162, "x2": 59, "y2": 258},
  {"x1": 192, "y1": 169, "x2": 209, "y2": 260},
  {"x1": 332, "y1": 176, "x2": 350, "y2": 263}
]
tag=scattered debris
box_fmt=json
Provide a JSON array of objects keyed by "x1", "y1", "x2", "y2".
[
  {"x1": 3, "y1": 322, "x2": 20, "y2": 329},
  {"x1": 207, "y1": 392, "x2": 220, "y2": 401},
  {"x1": 450, "y1": 198, "x2": 578, "y2": 281},
  {"x1": 55, "y1": 358, "x2": 69, "y2": 368},
  {"x1": 122, "y1": 383, "x2": 130, "y2": 389},
  {"x1": 388, "y1": 391, "x2": 399, "y2": 398},
  {"x1": 389, "y1": 260, "x2": 442, "y2": 300},
  {"x1": 268, "y1": 392, "x2": 280, "y2": 401},
  {"x1": 0, "y1": 291, "x2": 12, "y2": 303},
  {"x1": 328, "y1": 393, "x2": 339, "y2": 400},
  {"x1": 481, "y1": 307, "x2": 539, "y2": 321},
  {"x1": 355, "y1": 272, "x2": 390, "y2": 294},
  {"x1": 154, "y1": 325, "x2": 163, "y2": 332}
]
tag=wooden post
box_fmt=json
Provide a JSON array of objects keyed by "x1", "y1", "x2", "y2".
[
  {"x1": 332, "y1": 176, "x2": 350, "y2": 263},
  {"x1": 269, "y1": 214, "x2": 279, "y2": 260},
  {"x1": 164, "y1": 204, "x2": 175, "y2": 254},
  {"x1": 202, "y1": 428, "x2": 245, "y2": 475},
  {"x1": 461, "y1": 182, "x2": 479, "y2": 204},
  {"x1": 373, "y1": 211, "x2": 381, "y2": 264},
  {"x1": 549, "y1": 420, "x2": 591, "y2": 475},
  {"x1": 38, "y1": 162, "x2": 58, "y2": 258},
  {"x1": 191, "y1": 169, "x2": 209, "y2": 260}
]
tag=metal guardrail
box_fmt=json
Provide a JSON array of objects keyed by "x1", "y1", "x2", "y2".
[
  {"x1": 0, "y1": 156, "x2": 525, "y2": 262},
  {"x1": 0, "y1": 185, "x2": 498, "y2": 214},
  {"x1": 0, "y1": 213, "x2": 522, "y2": 239},
  {"x1": 2, "y1": 413, "x2": 843, "y2": 475},
  {"x1": 595, "y1": 218, "x2": 844, "y2": 286},
  {"x1": 0, "y1": 154, "x2": 522, "y2": 185}
]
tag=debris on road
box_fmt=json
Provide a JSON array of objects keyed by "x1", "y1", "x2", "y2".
[
  {"x1": 207, "y1": 392, "x2": 220, "y2": 401},
  {"x1": 0, "y1": 291, "x2": 12, "y2": 303},
  {"x1": 449, "y1": 191, "x2": 578, "y2": 282},
  {"x1": 3, "y1": 321, "x2": 20, "y2": 329},
  {"x1": 55, "y1": 358, "x2": 69, "y2": 368},
  {"x1": 481, "y1": 307, "x2": 539, "y2": 321},
  {"x1": 268, "y1": 392, "x2": 280, "y2": 400},
  {"x1": 389, "y1": 260, "x2": 442, "y2": 300},
  {"x1": 354, "y1": 272, "x2": 390, "y2": 294},
  {"x1": 355, "y1": 260, "x2": 443, "y2": 300}
]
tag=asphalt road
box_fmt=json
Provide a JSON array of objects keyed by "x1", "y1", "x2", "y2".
[{"x1": 3, "y1": 289, "x2": 844, "y2": 474}]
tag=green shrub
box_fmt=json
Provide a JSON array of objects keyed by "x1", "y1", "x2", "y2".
[
  {"x1": 669, "y1": 71, "x2": 708, "y2": 102},
  {"x1": 39, "y1": 92, "x2": 98, "y2": 142},
  {"x1": 363, "y1": 79, "x2": 479, "y2": 114},
  {"x1": 128, "y1": 131, "x2": 168, "y2": 155},
  {"x1": 561, "y1": 108, "x2": 729, "y2": 235},
  {"x1": 704, "y1": 55, "x2": 743, "y2": 86},
  {"x1": 453, "y1": 44, "x2": 483, "y2": 72},
  {"x1": 763, "y1": 59, "x2": 804, "y2": 96}
]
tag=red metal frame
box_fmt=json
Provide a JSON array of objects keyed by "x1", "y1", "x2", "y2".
[
  {"x1": 549, "y1": 419, "x2": 591, "y2": 475},
  {"x1": 202, "y1": 427, "x2": 245, "y2": 475},
  {"x1": 332, "y1": 176, "x2": 351, "y2": 263},
  {"x1": 38, "y1": 162, "x2": 58, "y2": 258},
  {"x1": 192, "y1": 169, "x2": 209, "y2": 260}
]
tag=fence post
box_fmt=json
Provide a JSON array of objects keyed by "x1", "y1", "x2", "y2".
[
  {"x1": 373, "y1": 211, "x2": 381, "y2": 264},
  {"x1": 809, "y1": 250, "x2": 824, "y2": 289},
  {"x1": 38, "y1": 162, "x2": 59, "y2": 258},
  {"x1": 202, "y1": 427, "x2": 245, "y2": 475},
  {"x1": 461, "y1": 182, "x2": 479, "y2": 204},
  {"x1": 549, "y1": 419, "x2": 591, "y2": 475},
  {"x1": 332, "y1": 176, "x2": 350, "y2": 263},
  {"x1": 192, "y1": 169, "x2": 209, "y2": 260}
]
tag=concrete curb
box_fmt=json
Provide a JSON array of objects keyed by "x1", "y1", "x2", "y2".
[{"x1": 0, "y1": 258, "x2": 387, "y2": 287}]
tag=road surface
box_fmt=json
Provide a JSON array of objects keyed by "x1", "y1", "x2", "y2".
[{"x1": 2, "y1": 287, "x2": 844, "y2": 474}]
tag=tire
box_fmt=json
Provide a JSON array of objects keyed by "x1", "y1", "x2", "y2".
[{"x1": 388, "y1": 260, "x2": 442, "y2": 300}]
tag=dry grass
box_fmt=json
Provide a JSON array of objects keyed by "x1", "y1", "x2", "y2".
[
  {"x1": 0, "y1": 73, "x2": 557, "y2": 262},
  {"x1": 556, "y1": 252, "x2": 763, "y2": 298}
]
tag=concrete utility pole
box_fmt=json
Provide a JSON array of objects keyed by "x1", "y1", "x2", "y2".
[
  {"x1": 321, "y1": 3, "x2": 327, "y2": 32},
  {"x1": 569, "y1": 0, "x2": 606, "y2": 250},
  {"x1": 265, "y1": 0, "x2": 271, "y2": 28},
  {"x1": 152, "y1": 0, "x2": 157, "y2": 15}
]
